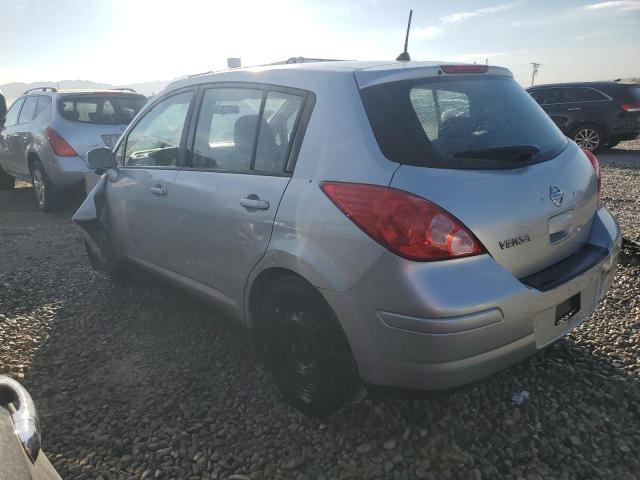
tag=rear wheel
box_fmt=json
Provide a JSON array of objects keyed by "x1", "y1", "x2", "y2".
[
  {"x1": 0, "y1": 166, "x2": 15, "y2": 190},
  {"x1": 31, "y1": 160, "x2": 59, "y2": 212},
  {"x1": 606, "y1": 138, "x2": 621, "y2": 150},
  {"x1": 259, "y1": 275, "x2": 357, "y2": 417},
  {"x1": 572, "y1": 124, "x2": 605, "y2": 153}
]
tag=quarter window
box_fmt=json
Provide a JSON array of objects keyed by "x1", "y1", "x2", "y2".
[
  {"x1": 35, "y1": 97, "x2": 51, "y2": 119},
  {"x1": 254, "y1": 92, "x2": 304, "y2": 172},
  {"x1": 124, "y1": 91, "x2": 193, "y2": 168},
  {"x1": 192, "y1": 88, "x2": 263, "y2": 171},
  {"x1": 3, "y1": 98, "x2": 25, "y2": 127},
  {"x1": 18, "y1": 97, "x2": 38, "y2": 124}
]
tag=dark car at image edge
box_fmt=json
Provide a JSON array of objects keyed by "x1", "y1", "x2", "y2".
[{"x1": 527, "y1": 81, "x2": 640, "y2": 152}]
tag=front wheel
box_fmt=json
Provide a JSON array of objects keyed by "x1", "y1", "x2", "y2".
[
  {"x1": 572, "y1": 124, "x2": 605, "y2": 153},
  {"x1": 84, "y1": 229, "x2": 126, "y2": 281},
  {"x1": 259, "y1": 275, "x2": 358, "y2": 417}
]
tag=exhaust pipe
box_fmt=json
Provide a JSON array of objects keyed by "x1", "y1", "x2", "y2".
[{"x1": 0, "y1": 375, "x2": 41, "y2": 461}]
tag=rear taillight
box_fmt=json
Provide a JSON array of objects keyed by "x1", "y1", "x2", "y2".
[
  {"x1": 441, "y1": 64, "x2": 488, "y2": 74},
  {"x1": 581, "y1": 148, "x2": 602, "y2": 200},
  {"x1": 320, "y1": 182, "x2": 486, "y2": 261},
  {"x1": 621, "y1": 102, "x2": 640, "y2": 112},
  {"x1": 44, "y1": 128, "x2": 77, "y2": 157}
]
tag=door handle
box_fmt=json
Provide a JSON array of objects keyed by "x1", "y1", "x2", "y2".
[
  {"x1": 150, "y1": 185, "x2": 167, "y2": 196},
  {"x1": 240, "y1": 197, "x2": 269, "y2": 210},
  {"x1": 567, "y1": 107, "x2": 581, "y2": 111}
]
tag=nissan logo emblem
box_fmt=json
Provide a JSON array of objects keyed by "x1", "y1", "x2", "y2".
[{"x1": 550, "y1": 185, "x2": 564, "y2": 207}]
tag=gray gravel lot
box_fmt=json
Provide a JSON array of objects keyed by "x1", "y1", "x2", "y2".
[{"x1": 1, "y1": 142, "x2": 639, "y2": 480}]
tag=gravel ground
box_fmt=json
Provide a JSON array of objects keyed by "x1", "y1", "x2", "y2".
[{"x1": 1, "y1": 142, "x2": 639, "y2": 480}]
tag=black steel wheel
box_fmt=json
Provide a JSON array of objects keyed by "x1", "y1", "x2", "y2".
[
  {"x1": 84, "y1": 229, "x2": 126, "y2": 281},
  {"x1": 259, "y1": 275, "x2": 357, "y2": 417}
]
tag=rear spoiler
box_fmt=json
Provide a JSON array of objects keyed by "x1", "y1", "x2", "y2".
[{"x1": 355, "y1": 64, "x2": 513, "y2": 89}]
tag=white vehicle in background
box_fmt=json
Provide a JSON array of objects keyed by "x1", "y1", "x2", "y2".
[{"x1": 0, "y1": 87, "x2": 146, "y2": 210}]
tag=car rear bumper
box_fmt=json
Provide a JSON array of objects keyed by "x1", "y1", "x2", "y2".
[
  {"x1": 40, "y1": 149, "x2": 87, "y2": 189},
  {"x1": 322, "y1": 206, "x2": 621, "y2": 390}
]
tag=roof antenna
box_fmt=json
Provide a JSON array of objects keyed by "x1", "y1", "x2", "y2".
[{"x1": 396, "y1": 10, "x2": 413, "y2": 61}]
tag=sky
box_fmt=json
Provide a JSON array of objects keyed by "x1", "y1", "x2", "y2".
[{"x1": 0, "y1": 0, "x2": 639, "y2": 87}]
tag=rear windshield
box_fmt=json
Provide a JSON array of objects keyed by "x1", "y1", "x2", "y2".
[
  {"x1": 58, "y1": 95, "x2": 146, "y2": 125},
  {"x1": 360, "y1": 75, "x2": 567, "y2": 169},
  {"x1": 626, "y1": 86, "x2": 640, "y2": 102}
]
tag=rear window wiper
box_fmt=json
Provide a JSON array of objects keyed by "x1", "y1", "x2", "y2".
[{"x1": 454, "y1": 145, "x2": 540, "y2": 161}]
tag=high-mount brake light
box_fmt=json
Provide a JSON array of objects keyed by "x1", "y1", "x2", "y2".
[
  {"x1": 320, "y1": 182, "x2": 486, "y2": 261},
  {"x1": 581, "y1": 148, "x2": 602, "y2": 200},
  {"x1": 441, "y1": 65, "x2": 489, "y2": 74},
  {"x1": 44, "y1": 128, "x2": 77, "y2": 157}
]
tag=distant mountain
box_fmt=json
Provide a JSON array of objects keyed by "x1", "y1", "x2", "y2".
[{"x1": 0, "y1": 79, "x2": 171, "y2": 105}]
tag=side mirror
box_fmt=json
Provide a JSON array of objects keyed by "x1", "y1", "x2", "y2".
[{"x1": 86, "y1": 147, "x2": 115, "y2": 172}]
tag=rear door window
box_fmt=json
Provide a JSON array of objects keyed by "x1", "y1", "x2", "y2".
[
  {"x1": 360, "y1": 75, "x2": 567, "y2": 169},
  {"x1": 191, "y1": 88, "x2": 306, "y2": 174},
  {"x1": 577, "y1": 88, "x2": 608, "y2": 102},
  {"x1": 559, "y1": 87, "x2": 608, "y2": 103},
  {"x1": 17, "y1": 97, "x2": 38, "y2": 125},
  {"x1": 192, "y1": 88, "x2": 263, "y2": 171},
  {"x1": 59, "y1": 95, "x2": 146, "y2": 124}
]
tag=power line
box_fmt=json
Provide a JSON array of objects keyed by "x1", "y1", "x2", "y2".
[{"x1": 530, "y1": 62, "x2": 541, "y2": 87}]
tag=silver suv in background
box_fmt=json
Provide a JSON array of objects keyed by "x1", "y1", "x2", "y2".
[
  {"x1": 77, "y1": 61, "x2": 620, "y2": 416},
  {"x1": 0, "y1": 88, "x2": 146, "y2": 211}
]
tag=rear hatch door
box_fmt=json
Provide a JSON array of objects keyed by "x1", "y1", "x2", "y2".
[
  {"x1": 357, "y1": 65, "x2": 600, "y2": 278},
  {"x1": 54, "y1": 93, "x2": 147, "y2": 156}
]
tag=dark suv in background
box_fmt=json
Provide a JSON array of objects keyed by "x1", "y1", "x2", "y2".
[{"x1": 527, "y1": 81, "x2": 640, "y2": 152}]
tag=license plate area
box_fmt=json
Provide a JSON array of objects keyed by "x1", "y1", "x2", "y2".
[{"x1": 555, "y1": 293, "x2": 581, "y2": 325}]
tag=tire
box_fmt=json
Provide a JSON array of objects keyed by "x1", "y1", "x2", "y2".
[
  {"x1": 606, "y1": 138, "x2": 621, "y2": 150},
  {"x1": 259, "y1": 275, "x2": 357, "y2": 417},
  {"x1": 571, "y1": 124, "x2": 606, "y2": 153},
  {"x1": 31, "y1": 159, "x2": 59, "y2": 212},
  {"x1": 84, "y1": 231, "x2": 126, "y2": 281},
  {"x1": 0, "y1": 166, "x2": 15, "y2": 190}
]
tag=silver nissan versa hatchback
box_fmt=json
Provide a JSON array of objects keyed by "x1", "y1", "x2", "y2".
[{"x1": 75, "y1": 61, "x2": 621, "y2": 416}]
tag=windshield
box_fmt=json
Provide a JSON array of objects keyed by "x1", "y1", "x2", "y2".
[
  {"x1": 58, "y1": 94, "x2": 147, "y2": 125},
  {"x1": 360, "y1": 75, "x2": 567, "y2": 169}
]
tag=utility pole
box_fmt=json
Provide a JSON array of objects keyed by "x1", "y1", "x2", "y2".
[{"x1": 530, "y1": 62, "x2": 541, "y2": 87}]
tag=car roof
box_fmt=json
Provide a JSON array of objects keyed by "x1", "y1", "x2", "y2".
[
  {"x1": 167, "y1": 60, "x2": 513, "y2": 92},
  {"x1": 527, "y1": 81, "x2": 636, "y2": 90}
]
